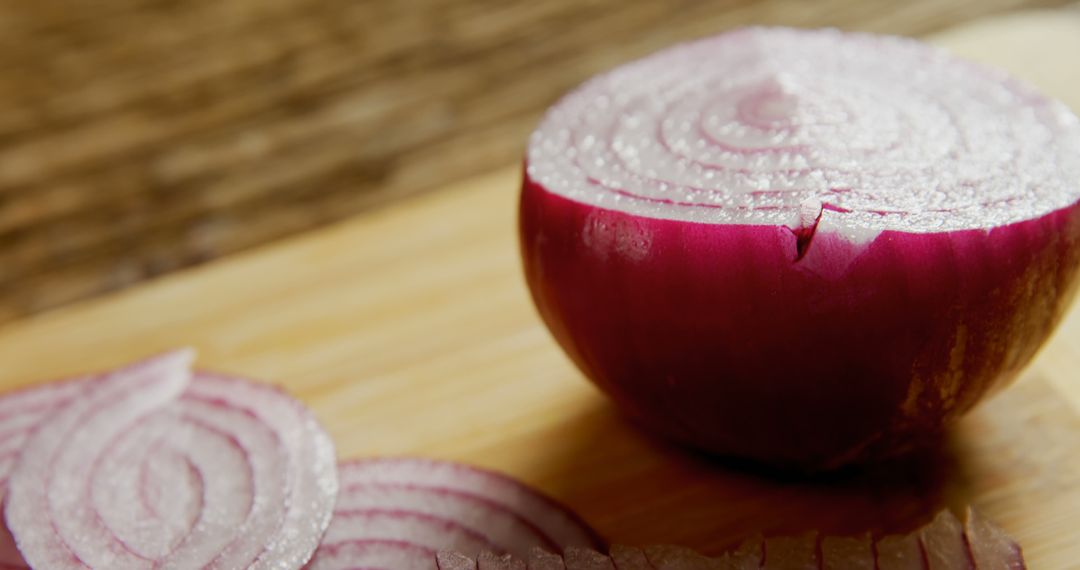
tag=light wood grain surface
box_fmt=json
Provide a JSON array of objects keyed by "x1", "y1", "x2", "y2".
[
  {"x1": 0, "y1": 0, "x2": 1077, "y2": 323},
  {"x1": 0, "y1": 9, "x2": 1079, "y2": 569}
]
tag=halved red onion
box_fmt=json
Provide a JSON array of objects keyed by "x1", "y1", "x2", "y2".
[
  {"x1": 440, "y1": 509, "x2": 1024, "y2": 570},
  {"x1": 520, "y1": 26, "x2": 1080, "y2": 468},
  {"x1": 338, "y1": 459, "x2": 602, "y2": 551},
  {"x1": 4, "y1": 364, "x2": 338, "y2": 570}
]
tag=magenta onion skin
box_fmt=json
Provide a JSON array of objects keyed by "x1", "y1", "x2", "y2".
[{"x1": 520, "y1": 177, "x2": 1080, "y2": 469}]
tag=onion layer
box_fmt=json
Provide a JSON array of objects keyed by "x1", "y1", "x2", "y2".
[
  {"x1": 307, "y1": 458, "x2": 601, "y2": 568},
  {"x1": 2, "y1": 358, "x2": 338, "y2": 570}
]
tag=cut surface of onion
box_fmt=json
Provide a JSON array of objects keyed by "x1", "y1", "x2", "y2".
[
  {"x1": 333, "y1": 482, "x2": 556, "y2": 555},
  {"x1": 0, "y1": 374, "x2": 94, "y2": 569},
  {"x1": 0, "y1": 376, "x2": 89, "y2": 482},
  {"x1": 527, "y1": 27, "x2": 1080, "y2": 233},
  {"x1": 4, "y1": 362, "x2": 338, "y2": 570},
  {"x1": 310, "y1": 459, "x2": 600, "y2": 568},
  {"x1": 439, "y1": 509, "x2": 1024, "y2": 570},
  {"x1": 338, "y1": 458, "x2": 602, "y2": 552},
  {"x1": 520, "y1": 26, "x2": 1080, "y2": 468},
  {"x1": 4, "y1": 350, "x2": 194, "y2": 569}
]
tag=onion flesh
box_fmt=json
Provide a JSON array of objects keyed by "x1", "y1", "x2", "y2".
[
  {"x1": 4, "y1": 350, "x2": 194, "y2": 569},
  {"x1": 309, "y1": 459, "x2": 600, "y2": 568},
  {"x1": 2, "y1": 357, "x2": 338, "y2": 570},
  {"x1": 338, "y1": 459, "x2": 601, "y2": 551},
  {"x1": 0, "y1": 374, "x2": 93, "y2": 569},
  {"x1": 334, "y1": 482, "x2": 556, "y2": 555}
]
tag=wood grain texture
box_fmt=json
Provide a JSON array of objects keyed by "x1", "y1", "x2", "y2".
[
  {"x1": 0, "y1": 9, "x2": 1078, "y2": 569},
  {"x1": 0, "y1": 0, "x2": 1077, "y2": 322}
]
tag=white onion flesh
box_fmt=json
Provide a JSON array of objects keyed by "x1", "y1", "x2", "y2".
[
  {"x1": 528, "y1": 27, "x2": 1080, "y2": 234},
  {"x1": 2, "y1": 356, "x2": 337, "y2": 570},
  {"x1": 338, "y1": 459, "x2": 600, "y2": 552}
]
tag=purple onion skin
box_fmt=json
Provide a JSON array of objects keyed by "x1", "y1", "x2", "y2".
[{"x1": 520, "y1": 174, "x2": 1080, "y2": 470}]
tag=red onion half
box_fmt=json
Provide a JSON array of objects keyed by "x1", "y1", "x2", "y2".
[{"x1": 520, "y1": 27, "x2": 1080, "y2": 468}]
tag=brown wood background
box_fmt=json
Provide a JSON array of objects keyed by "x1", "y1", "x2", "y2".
[{"x1": 0, "y1": 0, "x2": 1075, "y2": 322}]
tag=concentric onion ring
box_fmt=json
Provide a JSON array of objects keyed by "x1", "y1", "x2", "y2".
[
  {"x1": 3, "y1": 361, "x2": 338, "y2": 570},
  {"x1": 306, "y1": 459, "x2": 602, "y2": 568},
  {"x1": 4, "y1": 350, "x2": 193, "y2": 569},
  {"x1": 338, "y1": 459, "x2": 601, "y2": 551},
  {"x1": 528, "y1": 27, "x2": 1080, "y2": 236}
]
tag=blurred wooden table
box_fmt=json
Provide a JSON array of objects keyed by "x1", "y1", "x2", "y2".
[{"x1": 0, "y1": 0, "x2": 1076, "y2": 321}]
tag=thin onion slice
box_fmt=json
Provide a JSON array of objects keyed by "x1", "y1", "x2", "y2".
[
  {"x1": 3, "y1": 361, "x2": 338, "y2": 570},
  {"x1": 338, "y1": 459, "x2": 602, "y2": 551},
  {"x1": 321, "y1": 509, "x2": 497, "y2": 556},
  {"x1": 4, "y1": 350, "x2": 194, "y2": 569},
  {"x1": 178, "y1": 373, "x2": 338, "y2": 569},
  {"x1": 0, "y1": 374, "x2": 94, "y2": 569},
  {"x1": 333, "y1": 481, "x2": 556, "y2": 555},
  {"x1": 964, "y1": 507, "x2": 1024, "y2": 570},
  {"x1": 0, "y1": 375, "x2": 91, "y2": 485},
  {"x1": 440, "y1": 509, "x2": 1023, "y2": 570}
]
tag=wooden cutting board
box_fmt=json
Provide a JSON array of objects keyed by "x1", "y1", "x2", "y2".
[{"x1": 1, "y1": 9, "x2": 1078, "y2": 568}]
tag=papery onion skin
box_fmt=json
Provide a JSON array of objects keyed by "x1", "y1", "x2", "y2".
[{"x1": 521, "y1": 179, "x2": 1080, "y2": 469}]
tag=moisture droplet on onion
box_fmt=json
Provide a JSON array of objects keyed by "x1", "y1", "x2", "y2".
[{"x1": 519, "y1": 26, "x2": 1080, "y2": 469}]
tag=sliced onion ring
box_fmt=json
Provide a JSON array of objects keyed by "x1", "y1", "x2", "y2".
[
  {"x1": 333, "y1": 482, "x2": 556, "y2": 556},
  {"x1": 0, "y1": 373, "x2": 94, "y2": 569},
  {"x1": 5, "y1": 350, "x2": 194, "y2": 569},
  {"x1": 338, "y1": 458, "x2": 602, "y2": 551},
  {"x1": 3, "y1": 359, "x2": 337, "y2": 570}
]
